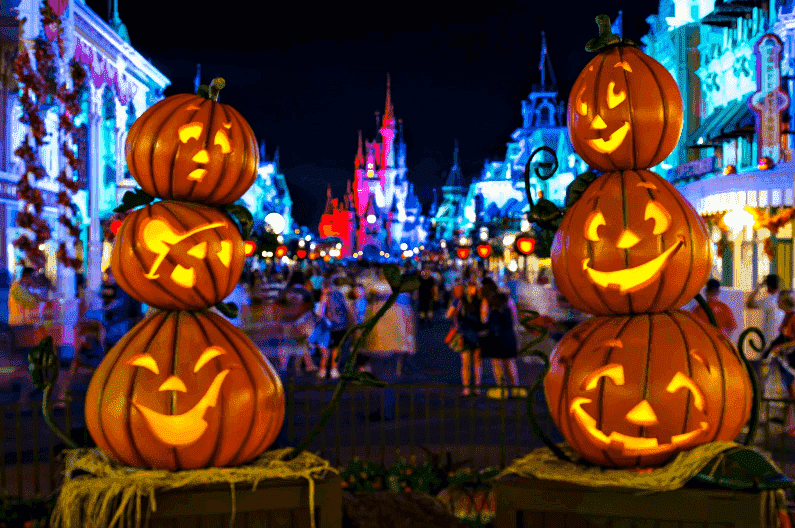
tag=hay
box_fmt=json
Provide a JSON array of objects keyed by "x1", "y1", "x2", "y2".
[
  {"x1": 495, "y1": 441, "x2": 739, "y2": 491},
  {"x1": 51, "y1": 448, "x2": 338, "y2": 528}
]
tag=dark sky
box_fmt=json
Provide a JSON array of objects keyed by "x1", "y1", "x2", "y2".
[{"x1": 85, "y1": 0, "x2": 661, "y2": 227}]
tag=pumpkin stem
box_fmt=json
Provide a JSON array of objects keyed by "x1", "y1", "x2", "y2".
[
  {"x1": 208, "y1": 77, "x2": 226, "y2": 102},
  {"x1": 585, "y1": 14, "x2": 637, "y2": 52},
  {"x1": 196, "y1": 84, "x2": 210, "y2": 99}
]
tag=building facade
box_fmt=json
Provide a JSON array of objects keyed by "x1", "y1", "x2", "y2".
[
  {"x1": 642, "y1": 0, "x2": 795, "y2": 292},
  {"x1": 2, "y1": 0, "x2": 169, "y2": 313},
  {"x1": 319, "y1": 75, "x2": 426, "y2": 259}
]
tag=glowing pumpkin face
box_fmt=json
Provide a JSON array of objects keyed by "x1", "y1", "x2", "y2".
[
  {"x1": 111, "y1": 201, "x2": 245, "y2": 311},
  {"x1": 125, "y1": 87, "x2": 259, "y2": 204},
  {"x1": 551, "y1": 170, "x2": 711, "y2": 315},
  {"x1": 544, "y1": 310, "x2": 752, "y2": 467},
  {"x1": 568, "y1": 45, "x2": 683, "y2": 171},
  {"x1": 85, "y1": 310, "x2": 285, "y2": 470}
]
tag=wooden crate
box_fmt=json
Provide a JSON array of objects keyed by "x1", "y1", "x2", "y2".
[
  {"x1": 74, "y1": 474, "x2": 341, "y2": 528},
  {"x1": 494, "y1": 474, "x2": 767, "y2": 528}
]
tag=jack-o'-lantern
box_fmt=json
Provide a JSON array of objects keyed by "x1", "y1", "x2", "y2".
[
  {"x1": 111, "y1": 201, "x2": 245, "y2": 311},
  {"x1": 85, "y1": 310, "x2": 285, "y2": 470},
  {"x1": 544, "y1": 310, "x2": 752, "y2": 467},
  {"x1": 125, "y1": 78, "x2": 259, "y2": 204},
  {"x1": 551, "y1": 170, "x2": 711, "y2": 315},
  {"x1": 568, "y1": 23, "x2": 683, "y2": 171}
]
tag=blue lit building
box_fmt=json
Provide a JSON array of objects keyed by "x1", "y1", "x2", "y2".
[
  {"x1": 2, "y1": 0, "x2": 169, "y2": 311},
  {"x1": 642, "y1": 0, "x2": 795, "y2": 292}
]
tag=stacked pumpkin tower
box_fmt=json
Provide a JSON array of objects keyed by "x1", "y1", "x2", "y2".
[
  {"x1": 544, "y1": 19, "x2": 753, "y2": 468},
  {"x1": 84, "y1": 79, "x2": 285, "y2": 471}
]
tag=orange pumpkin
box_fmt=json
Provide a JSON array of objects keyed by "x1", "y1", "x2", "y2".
[
  {"x1": 567, "y1": 42, "x2": 683, "y2": 171},
  {"x1": 550, "y1": 170, "x2": 711, "y2": 315},
  {"x1": 111, "y1": 201, "x2": 244, "y2": 311},
  {"x1": 85, "y1": 310, "x2": 285, "y2": 470},
  {"x1": 544, "y1": 310, "x2": 752, "y2": 468},
  {"x1": 436, "y1": 486, "x2": 496, "y2": 525},
  {"x1": 125, "y1": 78, "x2": 259, "y2": 204}
]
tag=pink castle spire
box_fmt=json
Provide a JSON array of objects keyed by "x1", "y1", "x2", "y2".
[
  {"x1": 382, "y1": 73, "x2": 395, "y2": 128},
  {"x1": 355, "y1": 130, "x2": 364, "y2": 169}
]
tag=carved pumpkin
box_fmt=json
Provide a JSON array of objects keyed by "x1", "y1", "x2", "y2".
[
  {"x1": 111, "y1": 200, "x2": 244, "y2": 311},
  {"x1": 567, "y1": 44, "x2": 683, "y2": 171},
  {"x1": 125, "y1": 79, "x2": 259, "y2": 204},
  {"x1": 85, "y1": 310, "x2": 285, "y2": 470},
  {"x1": 551, "y1": 169, "x2": 710, "y2": 315},
  {"x1": 544, "y1": 310, "x2": 752, "y2": 467}
]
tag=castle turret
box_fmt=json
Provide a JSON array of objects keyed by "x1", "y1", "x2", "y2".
[
  {"x1": 355, "y1": 130, "x2": 364, "y2": 170},
  {"x1": 379, "y1": 74, "x2": 396, "y2": 169}
]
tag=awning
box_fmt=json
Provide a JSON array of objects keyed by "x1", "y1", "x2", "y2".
[{"x1": 687, "y1": 99, "x2": 755, "y2": 148}]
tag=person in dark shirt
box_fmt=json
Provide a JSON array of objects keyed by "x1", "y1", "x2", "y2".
[{"x1": 417, "y1": 268, "x2": 436, "y2": 326}]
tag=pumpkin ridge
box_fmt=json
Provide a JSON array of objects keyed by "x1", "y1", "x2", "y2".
[
  {"x1": 592, "y1": 52, "x2": 618, "y2": 172},
  {"x1": 173, "y1": 98, "x2": 209, "y2": 201},
  {"x1": 598, "y1": 316, "x2": 634, "y2": 465},
  {"x1": 204, "y1": 105, "x2": 237, "y2": 205},
  {"x1": 615, "y1": 47, "x2": 638, "y2": 170},
  {"x1": 632, "y1": 51, "x2": 670, "y2": 169},
  {"x1": 129, "y1": 95, "x2": 172, "y2": 197},
  {"x1": 659, "y1": 176, "x2": 699, "y2": 310},
  {"x1": 168, "y1": 312, "x2": 183, "y2": 469},
  {"x1": 635, "y1": 170, "x2": 669, "y2": 313},
  {"x1": 92, "y1": 312, "x2": 160, "y2": 467},
  {"x1": 205, "y1": 313, "x2": 263, "y2": 465},
  {"x1": 620, "y1": 171, "x2": 635, "y2": 314},
  {"x1": 172, "y1": 202, "x2": 225, "y2": 304},
  {"x1": 586, "y1": 174, "x2": 618, "y2": 313},
  {"x1": 696, "y1": 313, "x2": 728, "y2": 443},
  {"x1": 193, "y1": 99, "x2": 217, "y2": 202},
  {"x1": 635, "y1": 313, "x2": 653, "y2": 467},
  {"x1": 153, "y1": 96, "x2": 197, "y2": 199},
  {"x1": 128, "y1": 312, "x2": 173, "y2": 468},
  {"x1": 159, "y1": 202, "x2": 216, "y2": 308},
  {"x1": 220, "y1": 106, "x2": 258, "y2": 204},
  {"x1": 127, "y1": 205, "x2": 202, "y2": 309},
  {"x1": 669, "y1": 312, "x2": 696, "y2": 438}
]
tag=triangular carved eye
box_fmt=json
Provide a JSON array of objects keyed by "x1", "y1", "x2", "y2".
[
  {"x1": 170, "y1": 265, "x2": 196, "y2": 288},
  {"x1": 217, "y1": 241, "x2": 232, "y2": 267},
  {"x1": 187, "y1": 242, "x2": 207, "y2": 259}
]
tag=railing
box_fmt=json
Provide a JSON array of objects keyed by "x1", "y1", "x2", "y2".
[{"x1": 1, "y1": 385, "x2": 794, "y2": 500}]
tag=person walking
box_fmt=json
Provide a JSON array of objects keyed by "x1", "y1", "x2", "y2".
[
  {"x1": 691, "y1": 278, "x2": 737, "y2": 339},
  {"x1": 316, "y1": 274, "x2": 350, "y2": 380},
  {"x1": 481, "y1": 289, "x2": 520, "y2": 398},
  {"x1": 447, "y1": 279, "x2": 484, "y2": 396},
  {"x1": 746, "y1": 274, "x2": 785, "y2": 369},
  {"x1": 417, "y1": 268, "x2": 436, "y2": 326}
]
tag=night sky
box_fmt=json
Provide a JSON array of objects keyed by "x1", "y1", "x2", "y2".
[{"x1": 85, "y1": 0, "x2": 661, "y2": 228}]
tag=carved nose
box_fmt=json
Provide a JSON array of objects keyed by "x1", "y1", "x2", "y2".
[
  {"x1": 625, "y1": 400, "x2": 659, "y2": 426},
  {"x1": 158, "y1": 375, "x2": 187, "y2": 393},
  {"x1": 616, "y1": 229, "x2": 640, "y2": 249},
  {"x1": 591, "y1": 115, "x2": 607, "y2": 130}
]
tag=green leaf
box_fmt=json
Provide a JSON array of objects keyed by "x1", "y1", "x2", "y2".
[
  {"x1": 214, "y1": 301, "x2": 239, "y2": 319},
  {"x1": 383, "y1": 264, "x2": 402, "y2": 291},
  {"x1": 28, "y1": 336, "x2": 58, "y2": 391},
  {"x1": 223, "y1": 205, "x2": 254, "y2": 240},
  {"x1": 113, "y1": 189, "x2": 155, "y2": 213},
  {"x1": 341, "y1": 371, "x2": 387, "y2": 387}
]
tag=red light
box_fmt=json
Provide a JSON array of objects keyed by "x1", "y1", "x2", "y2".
[
  {"x1": 515, "y1": 236, "x2": 536, "y2": 255},
  {"x1": 296, "y1": 249, "x2": 307, "y2": 259},
  {"x1": 243, "y1": 241, "x2": 256, "y2": 257},
  {"x1": 476, "y1": 244, "x2": 492, "y2": 259},
  {"x1": 110, "y1": 219, "x2": 122, "y2": 236},
  {"x1": 456, "y1": 247, "x2": 470, "y2": 259},
  {"x1": 309, "y1": 252, "x2": 318, "y2": 260},
  {"x1": 275, "y1": 245, "x2": 288, "y2": 258}
]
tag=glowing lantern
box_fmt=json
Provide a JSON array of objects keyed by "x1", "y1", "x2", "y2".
[
  {"x1": 296, "y1": 249, "x2": 307, "y2": 259},
  {"x1": 111, "y1": 201, "x2": 245, "y2": 311},
  {"x1": 309, "y1": 252, "x2": 318, "y2": 260},
  {"x1": 567, "y1": 18, "x2": 683, "y2": 171},
  {"x1": 544, "y1": 310, "x2": 751, "y2": 467},
  {"x1": 456, "y1": 247, "x2": 470, "y2": 259},
  {"x1": 243, "y1": 241, "x2": 256, "y2": 257},
  {"x1": 85, "y1": 310, "x2": 285, "y2": 470},
  {"x1": 476, "y1": 243, "x2": 492, "y2": 259},
  {"x1": 274, "y1": 245, "x2": 288, "y2": 258},
  {"x1": 550, "y1": 170, "x2": 711, "y2": 315},
  {"x1": 110, "y1": 219, "x2": 122, "y2": 236},
  {"x1": 723, "y1": 165, "x2": 737, "y2": 175},
  {"x1": 125, "y1": 78, "x2": 259, "y2": 204},
  {"x1": 514, "y1": 235, "x2": 536, "y2": 256},
  {"x1": 758, "y1": 157, "x2": 774, "y2": 170},
  {"x1": 265, "y1": 212, "x2": 286, "y2": 235}
]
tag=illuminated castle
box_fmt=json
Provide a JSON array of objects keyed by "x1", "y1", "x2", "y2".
[{"x1": 319, "y1": 75, "x2": 425, "y2": 258}]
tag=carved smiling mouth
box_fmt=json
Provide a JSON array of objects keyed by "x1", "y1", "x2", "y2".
[
  {"x1": 582, "y1": 235, "x2": 684, "y2": 294},
  {"x1": 571, "y1": 397, "x2": 709, "y2": 456},
  {"x1": 132, "y1": 370, "x2": 230, "y2": 447},
  {"x1": 588, "y1": 122, "x2": 630, "y2": 154}
]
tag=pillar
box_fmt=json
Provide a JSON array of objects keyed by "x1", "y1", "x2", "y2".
[
  {"x1": 85, "y1": 84, "x2": 104, "y2": 311},
  {"x1": 114, "y1": 96, "x2": 129, "y2": 204}
]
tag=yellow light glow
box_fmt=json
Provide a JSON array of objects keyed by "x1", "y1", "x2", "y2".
[
  {"x1": 588, "y1": 122, "x2": 630, "y2": 154},
  {"x1": 584, "y1": 211, "x2": 606, "y2": 242},
  {"x1": 723, "y1": 208, "x2": 754, "y2": 235},
  {"x1": 615, "y1": 229, "x2": 641, "y2": 249},
  {"x1": 582, "y1": 364, "x2": 625, "y2": 391},
  {"x1": 191, "y1": 150, "x2": 210, "y2": 163},
  {"x1": 170, "y1": 265, "x2": 196, "y2": 288},
  {"x1": 217, "y1": 241, "x2": 232, "y2": 267},
  {"x1": 126, "y1": 353, "x2": 160, "y2": 374},
  {"x1": 644, "y1": 201, "x2": 671, "y2": 235},
  {"x1": 606, "y1": 81, "x2": 626, "y2": 109},
  {"x1": 178, "y1": 123, "x2": 203, "y2": 143},
  {"x1": 158, "y1": 375, "x2": 188, "y2": 392},
  {"x1": 214, "y1": 130, "x2": 232, "y2": 153},
  {"x1": 187, "y1": 242, "x2": 207, "y2": 259},
  {"x1": 187, "y1": 168, "x2": 207, "y2": 181},
  {"x1": 194, "y1": 346, "x2": 225, "y2": 373},
  {"x1": 625, "y1": 400, "x2": 659, "y2": 426},
  {"x1": 666, "y1": 372, "x2": 706, "y2": 412}
]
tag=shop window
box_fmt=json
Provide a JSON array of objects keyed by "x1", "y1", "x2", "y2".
[
  {"x1": 102, "y1": 89, "x2": 116, "y2": 186},
  {"x1": 740, "y1": 136, "x2": 754, "y2": 169},
  {"x1": 774, "y1": 238, "x2": 793, "y2": 290}
]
